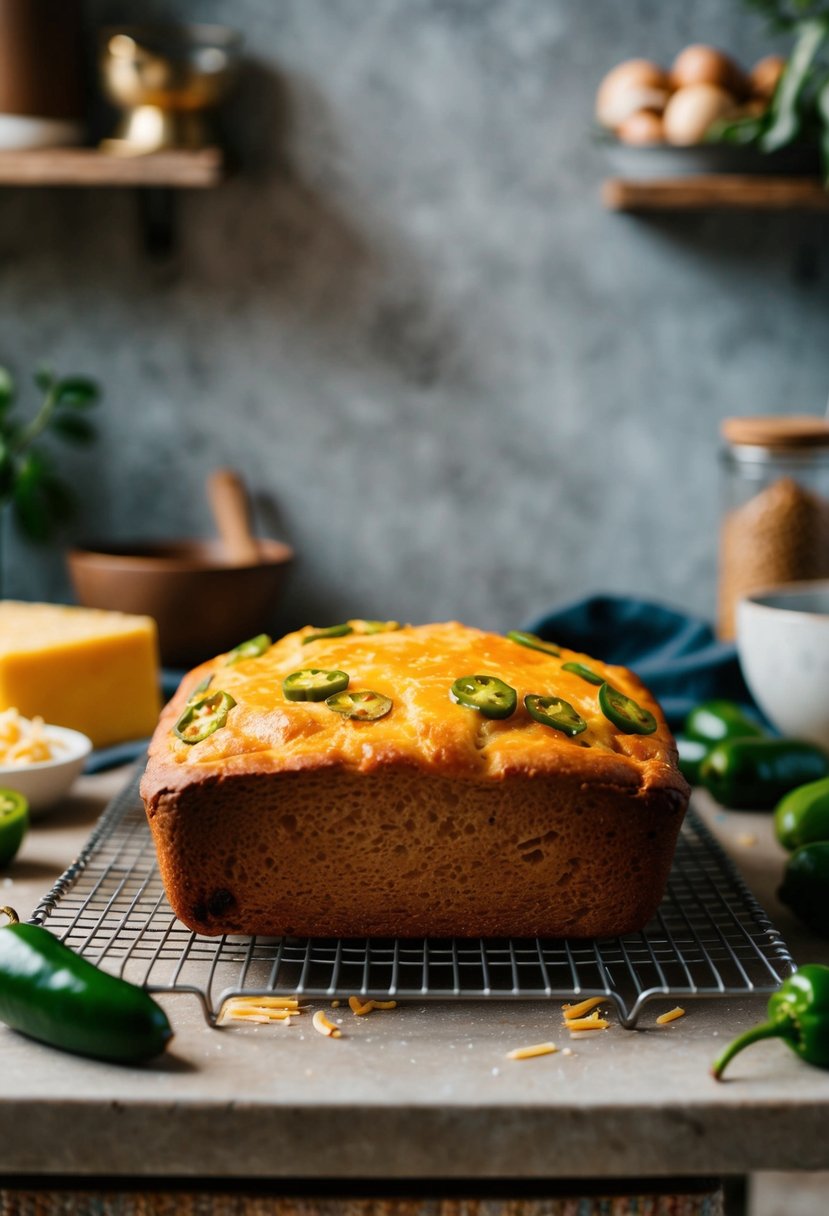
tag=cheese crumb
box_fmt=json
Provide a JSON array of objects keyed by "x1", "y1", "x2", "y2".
[
  {"x1": 656, "y1": 1006, "x2": 685, "y2": 1025},
  {"x1": 564, "y1": 1012, "x2": 610, "y2": 1032},
  {"x1": 312, "y1": 1010, "x2": 342, "y2": 1038},
  {"x1": 506, "y1": 1042, "x2": 558, "y2": 1061},
  {"x1": 562, "y1": 997, "x2": 604, "y2": 1020},
  {"x1": 217, "y1": 996, "x2": 299, "y2": 1025},
  {"x1": 348, "y1": 996, "x2": 398, "y2": 1016}
]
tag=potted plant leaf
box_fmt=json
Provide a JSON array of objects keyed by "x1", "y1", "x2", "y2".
[
  {"x1": 719, "y1": 2, "x2": 829, "y2": 180},
  {"x1": 0, "y1": 366, "x2": 100, "y2": 599}
]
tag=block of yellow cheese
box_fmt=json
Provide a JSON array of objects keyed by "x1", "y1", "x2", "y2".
[{"x1": 0, "y1": 601, "x2": 161, "y2": 748}]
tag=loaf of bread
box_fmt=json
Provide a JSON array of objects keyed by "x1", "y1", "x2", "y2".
[{"x1": 141, "y1": 621, "x2": 689, "y2": 939}]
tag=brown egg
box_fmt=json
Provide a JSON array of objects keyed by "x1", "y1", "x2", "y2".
[
  {"x1": 750, "y1": 53, "x2": 786, "y2": 99},
  {"x1": 671, "y1": 44, "x2": 748, "y2": 98},
  {"x1": 596, "y1": 59, "x2": 671, "y2": 130},
  {"x1": 663, "y1": 83, "x2": 737, "y2": 146},
  {"x1": 617, "y1": 110, "x2": 665, "y2": 146}
]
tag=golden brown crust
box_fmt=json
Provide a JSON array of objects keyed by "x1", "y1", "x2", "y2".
[
  {"x1": 141, "y1": 621, "x2": 690, "y2": 939},
  {"x1": 143, "y1": 621, "x2": 685, "y2": 792}
]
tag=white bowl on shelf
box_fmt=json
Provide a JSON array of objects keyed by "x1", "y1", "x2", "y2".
[
  {"x1": 0, "y1": 725, "x2": 92, "y2": 817},
  {"x1": 0, "y1": 114, "x2": 84, "y2": 149}
]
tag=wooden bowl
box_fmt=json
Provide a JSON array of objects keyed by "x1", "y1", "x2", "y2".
[{"x1": 68, "y1": 538, "x2": 294, "y2": 668}]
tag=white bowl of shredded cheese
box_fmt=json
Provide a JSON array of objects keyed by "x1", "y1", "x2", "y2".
[{"x1": 0, "y1": 709, "x2": 92, "y2": 816}]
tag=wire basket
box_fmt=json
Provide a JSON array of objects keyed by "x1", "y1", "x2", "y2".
[{"x1": 32, "y1": 765, "x2": 794, "y2": 1028}]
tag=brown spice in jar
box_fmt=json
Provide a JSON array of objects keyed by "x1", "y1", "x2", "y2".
[{"x1": 718, "y1": 476, "x2": 829, "y2": 639}]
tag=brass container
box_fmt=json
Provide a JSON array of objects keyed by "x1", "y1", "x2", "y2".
[{"x1": 99, "y1": 24, "x2": 241, "y2": 155}]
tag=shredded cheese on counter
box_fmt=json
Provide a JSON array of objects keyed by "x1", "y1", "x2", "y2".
[
  {"x1": 312, "y1": 1010, "x2": 342, "y2": 1038},
  {"x1": 564, "y1": 1011, "x2": 611, "y2": 1032},
  {"x1": 562, "y1": 997, "x2": 604, "y2": 1020},
  {"x1": 348, "y1": 996, "x2": 398, "y2": 1016},
  {"x1": 217, "y1": 994, "x2": 397, "y2": 1030},
  {"x1": 218, "y1": 996, "x2": 303, "y2": 1025},
  {"x1": 656, "y1": 1006, "x2": 685, "y2": 1025},
  {"x1": 348, "y1": 996, "x2": 374, "y2": 1016},
  {"x1": 506, "y1": 1042, "x2": 558, "y2": 1060}
]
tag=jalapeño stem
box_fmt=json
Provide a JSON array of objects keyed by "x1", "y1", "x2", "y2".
[{"x1": 711, "y1": 1019, "x2": 792, "y2": 1081}]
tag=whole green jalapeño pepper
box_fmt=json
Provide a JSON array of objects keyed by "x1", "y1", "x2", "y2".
[
  {"x1": 700, "y1": 738, "x2": 829, "y2": 810},
  {"x1": 0, "y1": 907, "x2": 172, "y2": 1063},
  {"x1": 778, "y1": 842, "x2": 829, "y2": 937},
  {"x1": 679, "y1": 700, "x2": 767, "y2": 785},
  {"x1": 674, "y1": 734, "x2": 710, "y2": 786},
  {"x1": 684, "y1": 699, "x2": 766, "y2": 745},
  {"x1": 0, "y1": 790, "x2": 28, "y2": 869},
  {"x1": 775, "y1": 776, "x2": 829, "y2": 851},
  {"x1": 712, "y1": 965, "x2": 829, "y2": 1079}
]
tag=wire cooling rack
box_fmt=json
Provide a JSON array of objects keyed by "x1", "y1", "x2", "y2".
[{"x1": 31, "y1": 765, "x2": 794, "y2": 1028}]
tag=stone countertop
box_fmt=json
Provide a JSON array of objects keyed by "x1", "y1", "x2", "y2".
[{"x1": 0, "y1": 768, "x2": 827, "y2": 1182}]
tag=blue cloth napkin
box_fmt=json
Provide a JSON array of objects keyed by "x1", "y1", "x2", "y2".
[{"x1": 524, "y1": 594, "x2": 753, "y2": 730}]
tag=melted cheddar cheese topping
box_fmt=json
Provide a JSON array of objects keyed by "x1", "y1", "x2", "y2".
[{"x1": 157, "y1": 622, "x2": 680, "y2": 789}]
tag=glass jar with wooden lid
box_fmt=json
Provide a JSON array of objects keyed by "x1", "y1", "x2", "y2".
[{"x1": 718, "y1": 415, "x2": 829, "y2": 639}]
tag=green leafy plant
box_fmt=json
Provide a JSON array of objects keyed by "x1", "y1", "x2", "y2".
[
  {"x1": 721, "y1": 5, "x2": 829, "y2": 180},
  {"x1": 744, "y1": 1, "x2": 829, "y2": 31},
  {"x1": 0, "y1": 366, "x2": 100, "y2": 598}
]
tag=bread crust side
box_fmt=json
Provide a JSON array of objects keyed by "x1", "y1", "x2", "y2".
[{"x1": 144, "y1": 766, "x2": 687, "y2": 939}]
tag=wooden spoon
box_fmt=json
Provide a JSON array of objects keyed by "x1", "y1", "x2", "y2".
[{"x1": 206, "y1": 468, "x2": 261, "y2": 566}]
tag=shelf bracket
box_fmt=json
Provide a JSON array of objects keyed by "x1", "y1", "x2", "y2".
[{"x1": 136, "y1": 187, "x2": 178, "y2": 258}]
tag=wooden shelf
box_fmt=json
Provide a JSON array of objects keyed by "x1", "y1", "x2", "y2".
[
  {"x1": 0, "y1": 146, "x2": 224, "y2": 188},
  {"x1": 603, "y1": 174, "x2": 829, "y2": 212}
]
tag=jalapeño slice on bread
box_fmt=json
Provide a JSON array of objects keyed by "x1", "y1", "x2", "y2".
[
  {"x1": 506, "y1": 630, "x2": 561, "y2": 657},
  {"x1": 561, "y1": 661, "x2": 604, "y2": 686},
  {"x1": 326, "y1": 690, "x2": 393, "y2": 721},
  {"x1": 174, "y1": 691, "x2": 237, "y2": 744},
  {"x1": 283, "y1": 669, "x2": 350, "y2": 702},
  {"x1": 450, "y1": 674, "x2": 517, "y2": 719},
  {"x1": 599, "y1": 684, "x2": 657, "y2": 735},
  {"x1": 225, "y1": 633, "x2": 272, "y2": 665},
  {"x1": 186, "y1": 674, "x2": 213, "y2": 704},
  {"x1": 524, "y1": 694, "x2": 587, "y2": 737},
  {"x1": 303, "y1": 623, "x2": 353, "y2": 644},
  {"x1": 360, "y1": 621, "x2": 402, "y2": 634}
]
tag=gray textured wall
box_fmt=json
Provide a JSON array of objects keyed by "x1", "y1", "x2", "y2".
[{"x1": 2, "y1": 0, "x2": 827, "y2": 636}]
